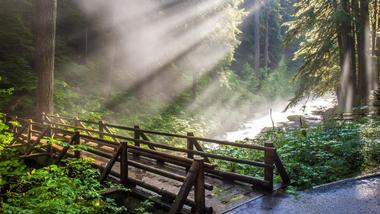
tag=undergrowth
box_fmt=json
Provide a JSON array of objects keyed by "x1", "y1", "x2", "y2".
[
  {"x1": 0, "y1": 116, "x2": 155, "y2": 214},
  {"x1": 215, "y1": 118, "x2": 380, "y2": 190}
]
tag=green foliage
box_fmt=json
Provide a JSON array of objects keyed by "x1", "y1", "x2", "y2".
[
  {"x1": 0, "y1": 158, "x2": 127, "y2": 213},
  {"x1": 0, "y1": 116, "x2": 126, "y2": 213},
  {"x1": 0, "y1": 113, "x2": 13, "y2": 156},
  {"x1": 134, "y1": 199, "x2": 154, "y2": 214},
  {"x1": 285, "y1": 0, "x2": 340, "y2": 107},
  {"x1": 217, "y1": 118, "x2": 380, "y2": 190}
]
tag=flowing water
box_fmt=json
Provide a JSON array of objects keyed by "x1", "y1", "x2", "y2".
[{"x1": 221, "y1": 94, "x2": 337, "y2": 141}]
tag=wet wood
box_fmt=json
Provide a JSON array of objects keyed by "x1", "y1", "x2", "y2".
[
  {"x1": 10, "y1": 123, "x2": 28, "y2": 145},
  {"x1": 120, "y1": 142, "x2": 128, "y2": 186},
  {"x1": 11, "y1": 114, "x2": 292, "y2": 212},
  {"x1": 264, "y1": 142, "x2": 274, "y2": 190},
  {"x1": 273, "y1": 151, "x2": 291, "y2": 185},
  {"x1": 100, "y1": 144, "x2": 123, "y2": 183},
  {"x1": 73, "y1": 131, "x2": 81, "y2": 158},
  {"x1": 25, "y1": 127, "x2": 49, "y2": 155},
  {"x1": 169, "y1": 160, "x2": 199, "y2": 214},
  {"x1": 20, "y1": 152, "x2": 50, "y2": 159},
  {"x1": 194, "y1": 157, "x2": 205, "y2": 214},
  {"x1": 205, "y1": 168, "x2": 270, "y2": 188}
]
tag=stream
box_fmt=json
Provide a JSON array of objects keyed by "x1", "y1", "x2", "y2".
[{"x1": 221, "y1": 94, "x2": 337, "y2": 141}]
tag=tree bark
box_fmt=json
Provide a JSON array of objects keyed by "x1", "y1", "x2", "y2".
[
  {"x1": 263, "y1": 0, "x2": 270, "y2": 68},
  {"x1": 339, "y1": 0, "x2": 356, "y2": 113},
  {"x1": 356, "y1": 0, "x2": 371, "y2": 104},
  {"x1": 35, "y1": 0, "x2": 57, "y2": 116},
  {"x1": 371, "y1": 0, "x2": 379, "y2": 91},
  {"x1": 253, "y1": 0, "x2": 260, "y2": 70}
]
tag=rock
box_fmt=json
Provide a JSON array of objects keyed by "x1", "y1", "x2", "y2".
[{"x1": 287, "y1": 115, "x2": 308, "y2": 127}]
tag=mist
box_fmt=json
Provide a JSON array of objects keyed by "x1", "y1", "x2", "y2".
[{"x1": 58, "y1": 0, "x2": 277, "y2": 135}]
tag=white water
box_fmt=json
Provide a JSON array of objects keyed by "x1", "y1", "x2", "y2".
[{"x1": 222, "y1": 94, "x2": 337, "y2": 141}]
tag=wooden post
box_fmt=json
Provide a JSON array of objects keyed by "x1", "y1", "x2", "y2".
[
  {"x1": 120, "y1": 142, "x2": 129, "y2": 186},
  {"x1": 99, "y1": 120, "x2": 105, "y2": 139},
  {"x1": 74, "y1": 117, "x2": 80, "y2": 130},
  {"x1": 27, "y1": 119, "x2": 32, "y2": 143},
  {"x1": 187, "y1": 132, "x2": 194, "y2": 159},
  {"x1": 169, "y1": 159, "x2": 199, "y2": 214},
  {"x1": 133, "y1": 126, "x2": 140, "y2": 158},
  {"x1": 42, "y1": 112, "x2": 46, "y2": 123},
  {"x1": 193, "y1": 157, "x2": 205, "y2": 214},
  {"x1": 264, "y1": 142, "x2": 274, "y2": 190},
  {"x1": 134, "y1": 126, "x2": 140, "y2": 147},
  {"x1": 47, "y1": 124, "x2": 53, "y2": 137},
  {"x1": 14, "y1": 116, "x2": 18, "y2": 134},
  {"x1": 74, "y1": 131, "x2": 81, "y2": 158}
]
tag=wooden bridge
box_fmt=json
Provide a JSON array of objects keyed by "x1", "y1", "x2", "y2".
[{"x1": 4, "y1": 113, "x2": 290, "y2": 213}]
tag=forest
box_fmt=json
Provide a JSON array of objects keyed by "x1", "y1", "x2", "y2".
[{"x1": 0, "y1": 0, "x2": 379, "y2": 213}]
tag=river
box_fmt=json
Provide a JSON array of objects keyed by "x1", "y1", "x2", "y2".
[{"x1": 221, "y1": 94, "x2": 337, "y2": 141}]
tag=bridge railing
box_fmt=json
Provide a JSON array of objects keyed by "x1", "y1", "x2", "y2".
[
  {"x1": 3, "y1": 113, "x2": 291, "y2": 213},
  {"x1": 40, "y1": 113, "x2": 290, "y2": 190},
  {"x1": 4, "y1": 116, "x2": 213, "y2": 212}
]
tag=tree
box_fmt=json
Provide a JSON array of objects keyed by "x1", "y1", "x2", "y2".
[
  {"x1": 338, "y1": 0, "x2": 356, "y2": 113},
  {"x1": 263, "y1": 0, "x2": 270, "y2": 68},
  {"x1": 371, "y1": 0, "x2": 379, "y2": 91},
  {"x1": 287, "y1": 0, "x2": 380, "y2": 112},
  {"x1": 253, "y1": 0, "x2": 261, "y2": 70},
  {"x1": 356, "y1": 0, "x2": 370, "y2": 104},
  {"x1": 35, "y1": 0, "x2": 57, "y2": 116},
  {"x1": 233, "y1": 0, "x2": 285, "y2": 75}
]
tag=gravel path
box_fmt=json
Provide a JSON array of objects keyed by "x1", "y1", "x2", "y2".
[{"x1": 225, "y1": 175, "x2": 380, "y2": 214}]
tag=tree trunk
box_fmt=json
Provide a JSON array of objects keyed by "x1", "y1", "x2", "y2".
[
  {"x1": 356, "y1": 0, "x2": 371, "y2": 105},
  {"x1": 339, "y1": 0, "x2": 356, "y2": 113},
  {"x1": 35, "y1": 0, "x2": 57, "y2": 117},
  {"x1": 263, "y1": 0, "x2": 270, "y2": 68},
  {"x1": 253, "y1": 0, "x2": 260, "y2": 71},
  {"x1": 372, "y1": 0, "x2": 378, "y2": 56},
  {"x1": 371, "y1": 0, "x2": 379, "y2": 91}
]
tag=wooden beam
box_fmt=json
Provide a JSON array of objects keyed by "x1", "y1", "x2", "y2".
[
  {"x1": 169, "y1": 160, "x2": 199, "y2": 214},
  {"x1": 100, "y1": 144, "x2": 123, "y2": 183}
]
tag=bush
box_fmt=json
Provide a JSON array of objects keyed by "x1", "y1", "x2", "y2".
[
  {"x1": 217, "y1": 118, "x2": 380, "y2": 189},
  {"x1": 0, "y1": 116, "x2": 127, "y2": 213}
]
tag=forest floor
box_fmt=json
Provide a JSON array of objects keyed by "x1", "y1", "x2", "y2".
[{"x1": 225, "y1": 173, "x2": 380, "y2": 214}]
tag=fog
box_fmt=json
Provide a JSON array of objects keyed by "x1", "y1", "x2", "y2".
[{"x1": 72, "y1": 0, "x2": 283, "y2": 137}]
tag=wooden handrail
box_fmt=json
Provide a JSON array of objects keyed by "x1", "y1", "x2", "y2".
[
  {"x1": 44, "y1": 114, "x2": 270, "y2": 151},
  {"x1": 8, "y1": 114, "x2": 294, "y2": 213},
  {"x1": 12, "y1": 114, "x2": 291, "y2": 192},
  {"x1": 44, "y1": 121, "x2": 270, "y2": 167}
]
